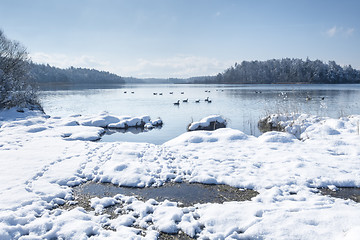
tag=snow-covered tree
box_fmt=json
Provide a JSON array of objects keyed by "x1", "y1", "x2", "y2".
[{"x1": 0, "y1": 30, "x2": 41, "y2": 110}]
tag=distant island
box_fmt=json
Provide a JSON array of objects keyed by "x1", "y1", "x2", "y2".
[{"x1": 30, "y1": 58, "x2": 360, "y2": 86}]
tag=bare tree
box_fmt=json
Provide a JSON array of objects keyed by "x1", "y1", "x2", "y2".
[{"x1": 0, "y1": 29, "x2": 41, "y2": 110}]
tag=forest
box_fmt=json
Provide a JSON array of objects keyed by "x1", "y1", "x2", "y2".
[
  {"x1": 29, "y1": 63, "x2": 125, "y2": 85},
  {"x1": 191, "y1": 58, "x2": 360, "y2": 84}
]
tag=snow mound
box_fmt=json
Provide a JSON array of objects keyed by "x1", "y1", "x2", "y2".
[
  {"x1": 188, "y1": 115, "x2": 226, "y2": 131},
  {"x1": 258, "y1": 131, "x2": 297, "y2": 143},
  {"x1": 165, "y1": 128, "x2": 248, "y2": 146},
  {"x1": 78, "y1": 112, "x2": 163, "y2": 129},
  {"x1": 90, "y1": 197, "x2": 119, "y2": 213},
  {"x1": 59, "y1": 126, "x2": 105, "y2": 141}
]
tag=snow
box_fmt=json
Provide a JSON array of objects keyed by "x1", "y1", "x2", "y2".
[
  {"x1": 1, "y1": 109, "x2": 360, "y2": 239},
  {"x1": 77, "y1": 112, "x2": 163, "y2": 129},
  {"x1": 90, "y1": 197, "x2": 119, "y2": 213},
  {"x1": 188, "y1": 114, "x2": 226, "y2": 131}
]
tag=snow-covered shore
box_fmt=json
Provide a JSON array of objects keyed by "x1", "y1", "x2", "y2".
[{"x1": 0, "y1": 110, "x2": 360, "y2": 239}]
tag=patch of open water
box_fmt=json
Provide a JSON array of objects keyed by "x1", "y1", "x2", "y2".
[{"x1": 72, "y1": 181, "x2": 259, "y2": 208}]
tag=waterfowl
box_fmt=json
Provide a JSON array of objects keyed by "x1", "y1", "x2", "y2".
[
  {"x1": 181, "y1": 92, "x2": 184, "y2": 94},
  {"x1": 195, "y1": 99, "x2": 200, "y2": 103},
  {"x1": 173, "y1": 100, "x2": 180, "y2": 105},
  {"x1": 153, "y1": 92, "x2": 157, "y2": 95},
  {"x1": 183, "y1": 98, "x2": 188, "y2": 102},
  {"x1": 306, "y1": 96, "x2": 311, "y2": 101}
]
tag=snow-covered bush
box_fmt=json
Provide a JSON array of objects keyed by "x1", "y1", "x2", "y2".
[
  {"x1": 258, "y1": 113, "x2": 322, "y2": 138},
  {"x1": 0, "y1": 30, "x2": 42, "y2": 110}
]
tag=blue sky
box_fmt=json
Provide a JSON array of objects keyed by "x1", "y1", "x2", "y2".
[{"x1": 1, "y1": 0, "x2": 359, "y2": 78}]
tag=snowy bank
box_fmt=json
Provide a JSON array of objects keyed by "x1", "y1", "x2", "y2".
[
  {"x1": 1, "y1": 110, "x2": 360, "y2": 239},
  {"x1": 187, "y1": 115, "x2": 226, "y2": 131}
]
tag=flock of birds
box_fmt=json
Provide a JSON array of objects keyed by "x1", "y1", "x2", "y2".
[
  {"x1": 173, "y1": 96, "x2": 212, "y2": 105},
  {"x1": 277, "y1": 91, "x2": 325, "y2": 101},
  {"x1": 122, "y1": 89, "x2": 325, "y2": 106},
  {"x1": 123, "y1": 90, "x2": 214, "y2": 106}
]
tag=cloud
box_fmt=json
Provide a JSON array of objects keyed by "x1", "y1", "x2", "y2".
[
  {"x1": 114, "y1": 55, "x2": 232, "y2": 78},
  {"x1": 326, "y1": 26, "x2": 355, "y2": 38},
  {"x1": 30, "y1": 52, "x2": 231, "y2": 78},
  {"x1": 345, "y1": 28, "x2": 354, "y2": 36},
  {"x1": 30, "y1": 52, "x2": 110, "y2": 70},
  {"x1": 326, "y1": 26, "x2": 337, "y2": 37}
]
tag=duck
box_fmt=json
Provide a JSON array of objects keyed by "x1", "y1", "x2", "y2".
[
  {"x1": 183, "y1": 98, "x2": 188, "y2": 102},
  {"x1": 207, "y1": 98, "x2": 212, "y2": 103},
  {"x1": 153, "y1": 92, "x2": 157, "y2": 95},
  {"x1": 159, "y1": 92, "x2": 163, "y2": 95},
  {"x1": 306, "y1": 96, "x2": 311, "y2": 101},
  {"x1": 181, "y1": 92, "x2": 184, "y2": 94},
  {"x1": 173, "y1": 100, "x2": 180, "y2": 105},
  {"x1": 195, "y1": 99, "x2": 200, "y2": 103},
  {"x1": 169, "y1": 92, "x2": 173, "y2": 94},
  {"x1": 205, "y1": 97, "x2": 209, "y2": 102}
]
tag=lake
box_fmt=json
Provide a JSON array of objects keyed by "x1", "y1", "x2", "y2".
[{"x1": 39, "y1": 84, "x2": 360, "y2": 144}]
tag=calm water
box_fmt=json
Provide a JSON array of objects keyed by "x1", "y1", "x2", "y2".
[{"x1": 39, "y1": 84, "x2": 360, "y2": 144}]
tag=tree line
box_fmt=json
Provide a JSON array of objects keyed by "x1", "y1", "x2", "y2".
[
  {"x1": 29, "y1": 63, "x2": 125, "y2": 85},
  {"x1": 191, "y1": 58, "x2": 360, "y2": 84}
]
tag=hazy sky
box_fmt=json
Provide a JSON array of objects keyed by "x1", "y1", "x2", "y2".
[{"x1": 1, "y1": 0, "x2": 359, "y2": 78}]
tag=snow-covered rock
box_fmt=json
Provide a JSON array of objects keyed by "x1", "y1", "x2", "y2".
[{"x1": 187, "y1": 115, "x2": 226, "y2": 131}]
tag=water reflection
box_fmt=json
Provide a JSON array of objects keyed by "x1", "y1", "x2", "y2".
[{"x1": 100, "y1": 125, "x2": 163, "y2": 143}]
